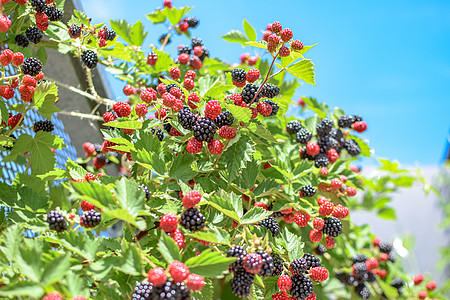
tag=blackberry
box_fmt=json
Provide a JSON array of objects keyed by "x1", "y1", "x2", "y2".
[
  {"x1": 355, "y1": 283, "x2": 371, "y2": 299},
  {"x1": 262, "y1": 99, "x2": 279, "y2": 116},
  {"x1": 46, "y1": 210, "x2": 67, "y2": 232},
  {"x1": 300, "y1": 147, "x2": 315, "y2": 161},
  {"x1": 178, "y1": 45, "x2": 191, "y2": 55},
  {"x1": 261, "y1": 83, "x2": 280, "y2": 98},
  {"x1": 352, "y1": 254, "x2": 368, "y2": 263},
  {"x1": 31, "y1": 0, "x2": 47, "y2": 13},
  {"x1": 316, "y1": 118, "x2": 333, "y2": 137},
  {"x1": 214, "y1": 111, "x2": 234, "y2": 128},
  {"x1": 80, "y1": 209, "x2": 101, "y2": 228},
  {"x1": 352, "y1": 115, "x2": 363, "y2": 123},
  {"x1": 256, "y1": 251, "x2": 274, "y2": 277},
  {"x1": 286, "y1": 120, "x2": 302, "y2": 135},
  {"x1": 367, "y1": 271, "x2": 376, "y2": 283},
  {"x1": 296, "y1": 128, "x2": 312, "y2": 144},
  {"x1": 193, "y1": 117, "x2": 217, "y2": 142},
  {"x1": 199, "y1": 48, "x2": 210, "y2": 62},
  {"x1": 163, "y1": 122, "x2": 172, "y2": 134},
  {"x1": 177, "y1": 106, "x2": 197, "y2": 131},
  {"x1": 388, "y1": 252, "x2": 396, "y2": 262},
  {"x1": 300, "y1": 185, "x2": 316, "y2": 197},
  {"x1": 15, "y1": 34, "x2": 29, "y2": 48},
  {"x1": 180, "y1": 208, "x2": 205, "y2": 231},
  {"x1": 353, "y1": 262, "x2": 368, "y2": 278},
  {"x1": 315, "y1": 244, "x2": 327, "y2": 256},
  {"x1": 314, "y1": 153, "x2": 329, "y2": 168},
  {"x1": 69, "y1": 24, "x2": 81, "y2": 38},
  {"x1": 338, "y1": 115, "x2": 354, "y2": 128},
  {"x1": 258, "y1": 216, "x2": 280, "y2": 237},
  {"x1": 290, "y1": 258, "x2": 308, "y2": 275},
  {"x1": 104, "y1": 29, "x2": 117, "y2": 41},
  {"x1": 317, "y1": 136, "x2": 332, "y2": 153},
  {"x1": 271, "y1": 253, "x2": 284, "y2": 276},
  {"x1": 138, "y1": 184, "x2": 150, "y2": 200},
  {"x1": 21, "y1": 57, "x2": 43, "y2": 76},
  {"x1": 191, "y1": 37, "x2": 203, "y2": 48},
  {"x1": 33, "y1": 120, "x2": 54, "y2": 133},
  {"x1": 132, "y1": 280, "x2": 154, "y2": 300},
  {"x1": 344, "y1": 139, "x2": 361, "y2": 156},
  {"x1": 166, "y1": 83, "x2": 180, "y2": 94},
  {"x1": 153, "y1": 280, "x2": 190, "y2": 300},
  {"x1": 45, "y1": 6, "x2": 63, "y2": 22},
  {"x1": 150, "y1": 128, "x2": 164, "y2": 141},
  {"x1": 390, "y1": 278, "x2": 405, "y2": 289},
  {"x1": 231, "y1": 270, "x2": 254, "y2": 298},
  {"x1": 330, "y1": 128, "x2": 345, "y2": 150},
  {"x1": 81, "y1": 50, "x2": 98, "y2": 69},
  {"x1": 336, "y1": 271, "x2": 354, "y2": 286},
  {"x1": 271, "y1": 211, "x2": 284, "y2": 218},
  {"x1": 231, "y1": 68, "x2": 246, "y2": 82},
  {"x1": 159, "y1": 33, "x2": 171, "y2": 45},
  {"x1": 227, "y1": 246, "x2": 247, "y2": 272},
  {"x1": 379, "y1": 241, "x2": 392, "y2": 253},
  {"x1": 321, "y1": 217, "x2": 342, "y2": 237},
  {"x1": 241, "y1": 83, "x2": 262, "y2": 104},
  {"x1": 302, "y1": 253, "x2": 321, "y2": 270},
  {"x1": 25, "y1": 26, "x2": 43, "y2": 44},
  {"x1": 186, "y1": 17, "x2": 199, "y2": 28},
  {"x1": 290, "y1": 274, "x2": 314, "y2": 299}
]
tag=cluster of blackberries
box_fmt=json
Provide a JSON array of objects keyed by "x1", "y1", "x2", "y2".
[
  {"x1": 21, "y1": 57, "x2": 43, "y2": 76},
  {"x1": 33, "y1": 120, "x2": 54, "y2": 133},
  {"x1": 321, "y1": 216, "x2": 343, "y2": 238},
  {"x1": 81, "y1": 50, "x2": 98, "y2": 69},
  {"x1": 180, "y1": 208, "x2": 205, "y2": 231},
  {"x1": 131, "y1": 280, "x2": 190, "y2": 300},
  {"x1": 25, "y1": 26, "x2": 43, "y2": 44},
  {"x1": 227, "y1": 246, "x2": 276, "y2": 297},
  {"x1": 258, "y1": 216, "x2": 280, "y2": 236}
]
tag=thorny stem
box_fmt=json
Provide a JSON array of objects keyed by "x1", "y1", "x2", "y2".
[
  {"x1": 58, "y1": 110, "x2": 103, "y2": 121},
  {"x1": 248, "y1": 52, "x2": 279, "y2": 107},
  {"x1": 85, "y1": 67, "x2": 99, "y2": 98},
  {"x1": 127, "y1": 223, "x2": 157, "y2": 269}
]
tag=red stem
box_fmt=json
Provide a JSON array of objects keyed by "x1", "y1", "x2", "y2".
[{"x1": 248, "y1": 52, "x2": 279, "y2": 107}]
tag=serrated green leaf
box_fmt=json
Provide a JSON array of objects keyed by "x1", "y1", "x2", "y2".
[
  {"x1": 157, "y1": 232, "x2": 181, "y2": 263},
  {"x1": 222, "y1": 134, "x2": 255, "y2": 182},
  {"x1": 34, "y1": 81, "x2": 60, "y2": 119},
  {"x1": 164, "y1": 6, "x2": 192, "y2": 26},
  {"x1": 185, "y1": 249, "x2": 236, "y2": 278},
  {"x1": 243, "y1": 19, "x2": 256, "y2": 41},
  {"x1": 207, "y1": 194, "x2": 240, "y2": 222},
  {"x1": 377, "y1": 207, "x2": 396, "y2": 220},
  {"x1": 240, "y1": 207, "x2": 273, "y2": 224},
  {"x1": 169, "y1": 152, "x2": 196, "y2": 181},
  {"x1": 0, "y1": 281, "x2": 44, "y2": 298},
  {"x1": 114, "y1": 178, "x2": 145, "y2": 217},
  {"x1": 104, "y1": 120, "x2": 142, "y2": 130},
  {"x1": 286, "y1": 59, "x2": 316, "y2": 85},
  {"x1": 41, "y1": 255, "x2": 70, "y2": 286},
  {"x1": 245, "y1": 41, "x2": 268, "y2": 49},
  {"x1": 110, "y1": 19, "x2": 147, "y2": 46},
  {"x1": 225, "y1": 103, "x2": 251, "y2": 123},
  {"x1": 146, "y1": 9, "x2": 166, "y2": 24},
  {"x1": 222, "y1": 30, "x2": 248, "y2": 45}
]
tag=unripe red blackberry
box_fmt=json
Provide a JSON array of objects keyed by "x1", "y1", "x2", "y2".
[
  {"x1": 186, "y1": 137, "x2": 203, "y2": 154},
  {"x1": 352, "y1": 121, "x2": 367, "y2": 133},
  {"x1": 246, "y1": 68, "x2": 260, "y2": 83},
  {"x1": 135, "y1": 103, "x2": 148, "y2": 117},
  {"x1": 186, "y1": 274, "x2": 205, "y2": 291},
  {"x1": 189, "y1": 56, "x2": 202, "y2": 69},
  {"x1": 262, "y1": 99, "x2": 279, "y2": 116},
  {"x1": 257, "y1": 101, "x2": 272, "y2": 116},
  {"x1": 277, "y1": 275, "x2": 292, "y2": 291},
  {"x1": 113, "y1": 101, "x2": 132, "y2": 117},
  {"x1": 291, "y1": 39, "x2": 304, "y2": 51},
  {"x1": 178, "y1": 53, "x2": 190, "y2": 64},
  {"x1": 218, "y1": 125, "x2": 236, "y2": 139},
  {"x1": 294, "y1": 210, "x2": 310, "y2": 227},
  {"x1": 280, "y1": 28, "x2": 293, "y2": 42},
  {"x1": 168, "y1": 260, "x2": 190, "y2": 283},
  {"x1": 11, "y1": 52, "x2": 24, "y2": 66},
  {"x1": 160, "y1": 213, "x2": 178, "y2": 232},
  {"x1": 271, "y1": 21, "x2": 282, "y2": 33},
  {"x1": 208, "y1": 139, "x2": 224, "y2": 155},
  {"x1": 205, "y1": 100, "x2": 221, "y2": 120},
  {"x1": 147, "y1": 52, "x2": 157, "y2": 65},
  {"x1": 243, "y1": 253, "x2": 263, "y2": 274},
  {"x1": 147, "y1": 267, "x2": 167, "y2": 287},
  {"x1": 278, "y1": 46, "x2": 290, "y2": 57},
  {"x1": 346, "y1": 186, "x2": 357, "y2": 197},
  {"x1": 169, "y1": 67, "x2": 181, "y2": 80}
]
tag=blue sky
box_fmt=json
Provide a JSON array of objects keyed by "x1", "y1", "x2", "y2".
[{"x1": 80, "y1": 0, "x2": 450, "y2": 165}]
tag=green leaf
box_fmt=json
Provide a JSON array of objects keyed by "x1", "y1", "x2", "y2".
[
  {"x1": 164, "y1": 6, "x2": 192, "y2": 26},
  {"x1": 238, "y1": 160, "x2": 259, "y2": 189},
  {"x1": 252, "y1": 179, "x2": 280, "y2": 197},
  {"x1": 105, "y1": 120, "x2": 142, "y2": 130},
  {"x1": 249, "y1": 122, "x2": 278, "y2": 143},
  {"x1": 169, "y1": 152, "x2": 196, "y2": 181},
  {"x1": 301, "y1": 97, "x2": 329, "y2": 119},
  {"x1": 279, "y1": 227, "x2": 303, "y2": 261},
  {"x1": 33, "y1": 81, "x2": 60, "y2": 119},
  {"x1": 157, "y1": 232, "x2": 181, "y2": 263},
  {"x1": 72, "y1": 181, "x2": 117, "y2": 210},
  {"x1": 377, "y1": 278, "x2": 399, "y2": 298},
  {"x1": 73, "y1": 9, "x2": 90, "y2": 26},
  {"x1": 348, "y1": 135, "x2": 371, "y2": 157},
  {"x1": 146, "y1": 9, "x2": 166, "y2": 24},
  {"x1": 114, "y1": 178, "x2": 145, "y2": 217},
  {"x1": 45, "y1": 231, "x2": 100, "y2": 261},
  {"x1": 377, "y1": 207, "x2": 396, "y2": 220},
  {"x1": 207, "y1": 194, "x2": 241, "y2": 222},
  {"x1": 240, "y1": 207, "x2": 273, "y2": 225},
  {"x1": 151, "y1": 48, "x2": 176, "y2": 73},
  {"x1": 225, "y1": 103, "x2": 251, "y2": 123},
  {"x1": 0, "y1": 281, "x2": 44, "y2": 298},
  {"x1": 221, "y1": 30, "x2": 248, "y2": 45},
  {"x1": 99, "y1": 42, "x2": 132, "y2": 62},
  {"x1": 263, "y1": 277, "x2": 279, "y2": 300},
  {"x1": 222, "y1": 134, "x2": 255, "y2": 182},
  {"x1": 243, "y1": 19, "x2": 256, "y2": 41},
  {"x1": 0, "y1": 100, "x2": 8, "y2": 122},
  {"x1": 185, "y1": 249, "x2": 236, "y2": 278},
  {"x1": 41, "y1": 255, "x2": 70, "y2": 286},
  {"x1": 286, "y1": 59, "x2": 316, "y2": 85},
  {"x1": 244, "y1": 41, "x2": 267, "y2": 49},
  {"x1": 110, "y1": 19, "x2": 147, "y2": 46}
]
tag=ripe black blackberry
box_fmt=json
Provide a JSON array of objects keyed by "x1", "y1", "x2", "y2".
[
  {"x1": 317, "y1": 136, "x2": 331, "y2": 153},
  {"x1": 352, "y1": 254, "x2": 368, "y2": 263},
  {"x1": 191, "y1": 37, "x2": 203, "y2": 48},
  {"x1": 214, "y1": 111, "x2": 234, "y2": 128},
  {"x1": 15, "y1": 34, "x2": 29, "y2": 48},
  {"x1": 314, "y1": 153, "x2": 329, "y2": 168},
  {"x1": 261, "y1": 83, "x2": 280, "y2": 99},
  {"x1": 231, "y1": 68, "x2": 246, "y2": 82},
  {"x1": 199, "y1": 48, "x2": 210, "y2": 61},
  {"x1": 163, "y1": 122, "x2": 172, "y2": 134},
  {"x1": 138, "y1": 184, "x2": 150, "y2": 200},
  {"x1": 80, "y1": 209, "x2": 101, "y2": 228},
  {"x1": 178, "y1": 45, "x2": 191, "y2": 55},
  {"x1": 178, "y1": 106, "x2": 197, "y2": 131},
  {"x1": 165, "y1": 83, "x2": 180, "y2": 93},
  {"x1": 296, "y1": 127, "x2": 312, "y2": 144},
  {"x1": 158, "y1": 33, "x2": 171, "y2": 45},
  {"x1": 258, "y1": 216, "x2": 280, "y2": 237},
  {"x1": 390, "y1": 278, "x2": 405, "y2": 289},
  {"x1": 193, "y1": 117, "x2": 217, "y2": 142},
  {"x1": 231, "y1": 271, "x2": 254, "y2": 298},
  {"x1": 322, "y1": 217, "x2": 343, "y2": 237},
  {"x1": 388, "y1": 252, "x2": 396, "y2": 262},
  {"x1": 300, "y1": 185, "x2": 316, "y2": 197},
  {"x1": 46, "y1": 210, "x2": 67, "y2": 232},
  {"x1": 271, "y1": 253, "x2": 284, "y2": 276},
  {"x1": 366, "y1": 271, "x2": 376, "y2": 283},
  {"x1": 262, "y1": 99, "x2": 279, "y2": 116},
  {"x1": 256, "y1": 251, "x2": 274, "y2": 277},
  {"x1": 330, "y1": 128, "x2": 345, "y2": 149},
  {"x1": 25, "y1": 26, "x2": 43, "y2": 44},
  {"x1": 355, "y1": 283, "x2": 371, "y2": 299},
  {"x1": 33, "y1": 120, "x2": 54, "y2": 133},
  {"x1": 344, "y1": 139, "x2": 361, "y2": 156},
  {"x1": 81, "y1": 50, "x2": 98, "y2": 69},
  {"x1": 353, "y1": 262, "x2": 368, "y2": 278},
  {"x1": 286, "y1": 120, "x2": 302, "y2": 135},
  {"x1": 186, "y1": 17, "x2": 199, "y2": 28},
  {"x1": 150, "y1": 128, "x2": 164, "y2": 141},
  {"x1": 227, "y1": 246, "x2": 247, "y2": 272},
  {"x1": 69, "y1": 24, "x2": 81, "y2": 38},
  {"x1": 45, "y1": 6, "x2": 63, "y2": 22},
  {"x1": 379, "y1": 241, "x2": 392, "y2": 253},
  {"x1": 152, "y1": 280, "x2": 190, "y2": 300},
  {"x1": 302, "y1": 253, "x2": 321, "y2": 270},
  {"x1": 180, "y1": 208, "x2": 205, "y2": 231},
  {"x1": 315, "y1": 244, "x2": 327, "y2": 256},
  {"x1": 31, "y1": 0, "x2": 47, "y2": 12},
  {"x1": 316, "y1": 118, "x2": 333, "y2": 137},
  {"x1": 132, "y1": 280, "x2": 154, "y2": 300},
  {"x1": 104, "y1": 29, "x2": 117, "y2": 41},
  {"x1": 290, "y1": 274, "x2": 314, "y2": 299},
  {"x1": 241, "y1": 83, "x2": 262, "y2": 104},
  {"x1": 290, "y1": 258, "x2": 308, "y2": 275},
  {"x1": 271, "y1": 211, "x2": 284, "y2": 218},
  {"x1": 352, "y1": 115, "x2": 363, "y2": 123},
  {"x1": 21, "y1": 57, "x2": 43, "y2": 76},
  {"x1": 338, "y1": 115, "x2": 354, "y2": 128},
  {"x1": 336, "y1": 271, "x2": 355, "y2": 286},
  {"x1": 300, "y1": 146, "x2": 315, "y2": 161}
]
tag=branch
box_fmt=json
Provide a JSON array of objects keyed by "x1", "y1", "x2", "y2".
[
  {"x1": 249, "y1": 52, "x2": 279, "y2": 107},
  {"x1": 58, "y1": 110, "x2": 103, "y2": 121}
]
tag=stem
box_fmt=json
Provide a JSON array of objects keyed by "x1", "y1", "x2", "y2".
[
  {"x1": 126, "y1": 223, "x2": 157, "y2": 268},
  {"x1": 206, "y1": 139, "x2": 231, "y2": 177},
  {"x1": 0, "y1": 74, "x2": 21, "y2": 81},
  {"x1": 85, "y1": 67, "x2": 98, "y2": 98},
  {"x1": 58, "y1": 110, "x2": 103, "y2": 121},
  {"x1": 268, "y1": 68, "x2": 285, "y2": 80},
  {"x1": 159, "y1": 28, "x2": 173, "y2": 52},
  {"x1": 249, "y1": 53, "x2": 279, "y2": 107}
]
